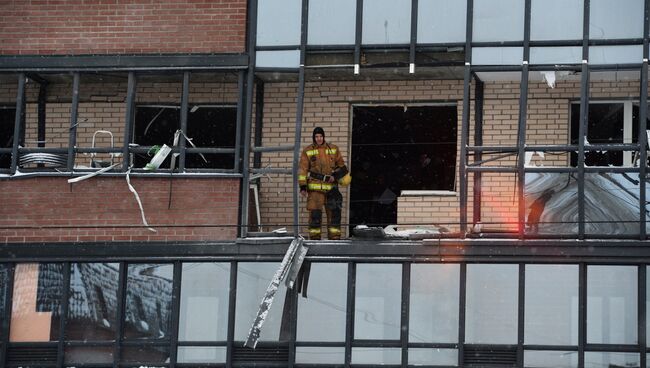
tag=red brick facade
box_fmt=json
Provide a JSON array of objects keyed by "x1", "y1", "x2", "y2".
[
  {"x1": 0, "y1": 0, "x2": 246, "y2": 55},
  {"x1": 0, "y1": 177, "x2": 240, "y2": 242}
]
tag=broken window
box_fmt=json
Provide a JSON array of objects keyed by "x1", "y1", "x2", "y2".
[
  {"x1": 0, "y1": 107, "x2": 16, "y2": 169},
  {"x1": 570, "y1": 102, "x2": 643, "y2": 166},
  {"x1": 133, "y1": 105, "x2": 237, "y2": 170}
]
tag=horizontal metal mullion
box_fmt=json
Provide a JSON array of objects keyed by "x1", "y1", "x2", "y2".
[
  {"x1": 466, "y1": 166, "x2": 518, "y2": 173},
  {"x1": 186, "y1": 147, "x2": 236, "y2": 154},
  {"x1": 360, "y1": 44, "x2": 411, "y2": 51},
  {"x1": 584, "y1": 166, "x2": 640, "y2": 173},
  {"x1": 524, "y1": 167, "x2": 578, "y2": 173},
  {"x1": 528, "y1": 40, "x2": 583, "y2": 47},
  {"x1": 467, "y1": 146, "x2": 518, "y2": 152},
  {"x1": 525, "y1": 145, "x2": 578, "y2": 151},
  {"x1": 469, "y1": 65, "x2": 524, "y2": 72},
  {"x1": 529, "y1": 65, "x2": 582, "y2": 71},
  {"x1": 584, "y1": 144, "x2": 640, "y2": 151},
  {"x1": 588, "y1": 63, "x2": 643, "y2": 70},
  {"x1": 256, "y1": 45, "x2": 300, "y2": 51},
  {"x1": 251, "y1": 145, "x2": 295, "y2": 153},
  {"x1": 250, "y1": 167, "x2": 292, "y2": 174},
  {"x1": 472, "y1": 41, "x2": 524, "y2": 47},
  {"x1": 120, "y1": 340, "x2": 170, "y2": 346},
  {"x1": 176, "y1": 341, "x2": 228, "y2": 346},
  {"x1": 584, "y1": 343, "x2": 642, "y2": 352},
  {"x1": 588, "y1": 38, "x2": 645, "y2": 46},
  {"x1": 75, "y1": 147, "x2": 124, "y2": 154},
  {"x1": 351, "y1": 340, "x2": 402, "y2": 348},
  {"x1": 407, "y1": 343, "x2": 459, "y2": 349},
  {"x1": 294, "y1": 342, "x2": 347, "y2": 347},
  {"x1": 522, "y1": 345, "x2": 579, "y2": 351},
  {"x1": 64, "y1": 341, "x2": 115, "y2": 346}
]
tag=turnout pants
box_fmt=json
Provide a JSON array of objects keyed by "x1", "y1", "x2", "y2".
[{"x1": 306, "y1": 190, "x2": 341, "y2": 240}]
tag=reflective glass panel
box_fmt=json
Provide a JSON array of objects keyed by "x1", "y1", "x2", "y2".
[
  {"x1": 177, "y1": 347, "x2": 227, "y2": 363},
  {"x1": 256, "y1": 50, "x2": 300, "y2": 68},
  {"x1": 64, "y1": 346, "x2": 113, "y2": 365},
  {"x1": 409, "y1": 264, "x2": 459, "y2": 343},
  {"x1": 525, "y1": 350, "x2": 578, "y2": 368},
  {"x1": 531, "y1": 0, "x2": 583, "y2": 41},
  {"x1": 409, "y1": 348, "x2": 457, "y2": 366},
  {"x1": 351, "y1": 347, "x2": 401, "y2": 364},
  {"x1": 297, "y1": 263, "x2": 347, "y2": 342},
  {"x1": 235, "y1": 262, "x2": 289, "y2": 342},
  {"x1": 121, "y1": 346, "x2": 170, "y2": 363},
  {"x1": 530, "y1": 47, "x2": 582, "y2": 65},
  {"x1": 354, "y1": 264, "x2": 402, "y2": 340},
  {"x1": 466, "y1": 264, "x2": 518, "y2": 344},
  {"x1": 590, "y1": 0, "x2": 643, "y2": 39},
  {"x1": 179, "y1": 263, "x2": 230, "y2": 341},
  {"x1": 584, "y1": 352, "x2": 639, "y2": 368},
  {"x1": 525, "y1": 265, "x2": 578, "y2": 345},
  {"x1": 362, "y1": 0, "x2": 411, "y2": 44},
  {"x1": 472, "y1": 47, "x2": 523, "y2": 65},
  {"x1": 587, "y1": 266, "x2": 637, "y2": 344},
  {"x1": 308, "y1": 0, "x2": 356, "y2": 45},
  {"x1": 473, "y1": 0, "x2": 524, "y2": 42},
  {"x1": 585, "y1": 173, "x2": 639, "y2": 236},
  {"x1": 590, "y1": 45, "x2": 643, "y2": 64},
  {"x1": 123, "y1": 264, "x2": 173, "y2": 340},
  {"x1": 296, "y1": 347, "x2": 345, "y2": 364},
  {"x1": 0, "y1": 264, "x2": 8, "y2": 327},
  {"x1": 256, "y1": 0, "x2": 301, "y2": 46},
  {"x1": 525, "y1": 173, "x2": 579, "y2": 235},
  {"x1": 66, "y1": 263, "x2": 119, "y2": 341},
  {"x1": 417, "y1": 0, "x2": 466, "y2": 43},
  {"x1": 10, "y1": 263, "x2": 63, "y2": 342}
]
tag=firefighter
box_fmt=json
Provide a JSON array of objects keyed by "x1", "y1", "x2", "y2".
[{"x1": 299, "y1": 127, "x2": 349, "y2": 240}]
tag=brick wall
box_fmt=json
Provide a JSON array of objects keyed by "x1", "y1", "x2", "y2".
[
  {"x1": 0, "y1": 177, "x2": 240, "y2": 243},
  {"x1": 0, "y1": 0, "x2": 246, "y2": 55}
]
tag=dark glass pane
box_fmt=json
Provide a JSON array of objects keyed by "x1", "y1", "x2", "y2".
[
  {"x1": 123, "y1": 264, "x2": 173, "y2": 340},
  {"x1": 66, "y1": 263, "x2": 119, "y2": 341},
  {"x1": 570, "y1": 103, "x2": 625, "y2": 166},
  {"x1": 121, "y1": 346, "x2": 170, "y2": 363},
  {"x1": 0, "y1": 264, "x2": 8, "y2": 326},
  {"x1": 133, "y1": 106, "x2": 180, "y2": 168},
  {"x1": 10, "y1": 263, "x2": 63, "y2": 342},
  {"x1": 64, "y1": 346, "x2": 113, "y2": 364},
  {"x1": 185, "y1": 107, "x2": 237, "y2": 169}
]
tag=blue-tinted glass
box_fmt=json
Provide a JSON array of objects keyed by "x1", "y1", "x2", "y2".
[
  {"x1": 256, "y1": 0, "x2": 301, "y2": 46},
  {"x1": 473, "y1": 0, "x2": 524, "y2": 42},
  {"x1": 531, "y1": 0, "x2": 583, "y2": 41},
  {"x1": 417, "y1": 0, "x2": 466, "y2": 43},
  {"x1": 124, "y1": 264, "x2": 173, "y2": 340},
  {"x1": 179, "y1": 263, "x2": 230, "y2": 341},
  {"x1": 308, "y1": 0, "x2": 356, "y2": 45},
  {"x1": 590, "y1": 0, "x2": 643, "y2": 39},
  {"x1": 362, "y1": 0, "x2": 411, "y2": 44},
  {"x1": 66, "y1": 263, "x2": 119, "y2": 341}
]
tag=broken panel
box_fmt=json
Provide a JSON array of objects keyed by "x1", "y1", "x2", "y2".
[{"x1": 123, "y1": 264, "x2": 173, "y2": 341}]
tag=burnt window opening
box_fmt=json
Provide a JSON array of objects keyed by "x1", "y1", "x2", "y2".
[
  {"x1": 133, "y1": 105, "x2": 237, "y2": 170},
  {"x1": 350, "y1": 105, "x2": 457, "y2": 228},
  {"x1": 570, "y1": 102, "x2": 647, "y2": 167},
  {"x1": 0, "y1": 107, "x2": 17, "y2": 169}
]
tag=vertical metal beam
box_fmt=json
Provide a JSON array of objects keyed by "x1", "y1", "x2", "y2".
[
  {"x1": 0, "y1": 264, "x2": 15, "y2": 368},
  {"x1": 168, "y1": 262, "x2": 182, "y2": 368},
  {"x1": 10, "y1": 74, "x2": 25, "y2": 175},
  {"x1": 401, "y1": 263, "x2": 411, "y2": 367},
  {"x1": 253, "y1": 79, "x2": 265, "y2": 169},
  {"x1": 37, "y1": 81, "x2": 47, "y2": 150},
  {"x1": 409, "y1": 0, "x2": 418, "y2": 74},
  {"x1": 292, "y1": 0, "x2": 308, "y2": 237},
  {"x1": 517, "y1": 0, "x2": 532, "y2": 237},
  {"x1": 639, "y1": 0, "x2": 649, "y2": 240},
  {"x1": 354, "y1": 0, "x2": 363, "y2": 74},
  {"x1": 458, "y1": 263, "x2": 467, "y2": 367},
  {"x1": 178, "y1": 72, "x2": 190, "y2": 172},
  {"x1": 517, "y1": 264, "x2": 525, "y2": 367},
  {"x1": 472, "y1": 77, "x2": 484, "y2": 225},
  {"x1": 226, "y1": 262, "x2": 237, "y2": 368},
  {"x1": 57, "y1": 263, "x2": 71, "y2": 368},
  {"x1": 234, "y1": 71, "x2": 245, "y2": 173},
  {"x1": 638, "y1": 265, "x2": 646, "y2": 368},
  {"x1": 578, "y1": 0, "x2": 591, "y2": 239},
  {"x1": 288, "y1": 284, "x2": 297, "y2": 368},
  {"x1": 239, "y1": 0, "x2": 258, "y2": 238},
  {"x1": 345, "y1": 263, "x2": 355, "y2": 367},
  {"x1": 578, "y1": 264, "x2": 586, "y2": 368},
  {"x1": 459, "y1": 0, "x2": 474, "y2": 235},
  {"x1": 113, "y1": 263, "x2": 127, "y2": 368},
  {"x1": 67, "y1": 72, "x2": 80, "y2": 171},
  {"x1": 122, "y1": 72, "x2": 137, "y2": 171}
]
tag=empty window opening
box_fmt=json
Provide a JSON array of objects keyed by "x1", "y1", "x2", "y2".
[
  {"x1": 133, "y1": 105, "x2": 237, "y2": 170},
  {"x1": 0, "y1": 107, "x2": 17, "y2": 169},
  {"x1": 350, "y1": 105, "x2": 457, "y2": 228}
]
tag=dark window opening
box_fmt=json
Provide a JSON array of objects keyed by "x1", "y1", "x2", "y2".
[
  {"x1": 0, "y1": 107, "x2": 17, "y2": 169},
  {"x1": 133, "y1": 105, "x2": 237, "y2": 170},
  {"x1": 570, "y1": 103, "x2": 642, "y2": 166},
  {"x1": 350, "y1": 105, "x2": 457, "y2": 228}
]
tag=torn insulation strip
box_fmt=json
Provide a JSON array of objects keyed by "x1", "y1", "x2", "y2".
[
  {"x1": 126, "y1": 168, "x2": 157, "y2": 233},
  {"x1": 244, "y1": 237, "x2": 304, "y2": 349}
]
